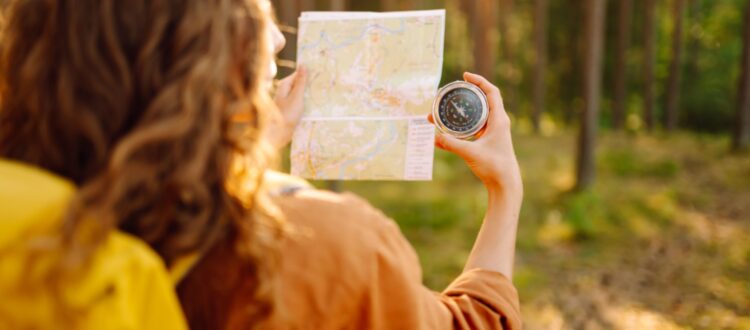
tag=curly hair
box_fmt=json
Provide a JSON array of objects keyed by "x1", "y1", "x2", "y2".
[{"x1": 0, "y1": 0, "x2": 283, "y2": 327}]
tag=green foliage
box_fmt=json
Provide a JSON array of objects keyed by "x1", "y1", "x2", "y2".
[
  {"x1": 560, "y1": 190, "x2": 601, "y2": 240},
  {"x1": 535, "y1": 0, "x2": 744, "y2": 132},
  {"x1": 601, "y1": 149, "x2": 679, "y2": 178},
  {"x1": 679, "y1": 0, "x2": 744, "y2": 132},
  {"x1": 281, "y1": 0, "x2": 748, "y2": 133}
]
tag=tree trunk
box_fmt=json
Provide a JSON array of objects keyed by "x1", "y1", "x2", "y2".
[
  {"x1": 498, "y1": 0, "x2": 517, "y2": 114},
  {"x1": 383, "y1": 0, "x2": 419, "y2": 11},
  {"x1": 735, "y1": 1, "x2": 750, "y2": 151},
  {"x1": 468, "y1": 0, "x2": 499, "y2": 81},
  {"x1": 274, "y1": 0, "x2": 297, "y2": 32},
  {"x1": 331, "y1": 0, "x2": 346, "y2": 11},
  {"x1": 575, "y1": 0, "x2": 607, "y2": 191},
  {"x1": 531, "y1": 0, "x2": 548, "y2": 133},
  {"x1": 459, "y1": 0, "x2": 472, "y2": 17},
  {"x1": 499, "y1": 0, "x2": 515, "y2": 60},
  {"x1": 562, "y1": 1, "x2": 585, "y2": 127},
  {"x1": 382, "y1": 0, "x2": 400, "y2": 11},
  {"x1": 612, "y1": 0, "x2": 632, "y2": 130},
  {"x1": 273, "y1": 1, "x2": 299, "y2": 78},
  {"x1": 643, "y1": 0, "x2": 657, "y2": 131},
  {"x1": 297, "y1": 0, "x2": 314, "y2": 12},
  {"x1": 683, "y1": 0, "x2": 701, "y2": 90},
  {"x1": 665, "y1": 0, "x2": 686, "y2": 131}
]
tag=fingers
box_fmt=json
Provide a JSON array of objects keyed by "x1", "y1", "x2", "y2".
[
  {"x1": 428, "y1": 112, "x2": 470, "y2": 154},
  {"x1": 288, "y1": 66, "x2": 307, "y2": 100},
  {"x1": 463, "y1": 72, "x2": 509, "y2": 130},
  {"x1": 275, "y1": 66, "x2": 306, "y2": 98},
  {"x1": 463, "y1": 72, "x2": 501, "y2": 102},
  {"x1": 464, "y1": 72, "x2": 503, "y2": 110},
  {"x1": 435, "y1": 133, "x2": 475, "y2": 160},
  {"x1": 275, "y1": 74, "x2": 295, "y2": 97}
]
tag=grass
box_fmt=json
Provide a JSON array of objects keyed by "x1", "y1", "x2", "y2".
[{"x1": 303, "y1": 129, "x2": 750, "y2": 329}]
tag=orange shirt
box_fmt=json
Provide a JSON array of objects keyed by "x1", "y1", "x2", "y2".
[
  {"x1": 268, "y1": 189, "x2": 522, "y2": 329},
  {"x1": 178, "y1": 173, "x2": 522, "y2": 329}
]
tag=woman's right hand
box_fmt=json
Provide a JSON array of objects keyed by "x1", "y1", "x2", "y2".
[{"x1": 427, "y1": 72, "x2": 522, "y2": 201}]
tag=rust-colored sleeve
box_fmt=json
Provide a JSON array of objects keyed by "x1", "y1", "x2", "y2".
[
  {"x1": 357, "y1": 204, "x2": 523, "y2": 330},
  {"x1": 271, "y1": 189, "x2": 522, "y2": 329},
  {"x1": 440, "y1": 269, "x2": 523, "y2": 329}
]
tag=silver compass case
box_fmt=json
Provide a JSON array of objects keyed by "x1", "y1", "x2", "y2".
[{"x1": 432, "y1": 81, "x2": 489, "y2": 140}]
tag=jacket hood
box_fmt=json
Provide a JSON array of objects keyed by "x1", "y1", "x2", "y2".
[
  {"x1": 0, "y1": 159, "x2": 189, "y2": 328},
  {"x1": 0, "y1": 159, "x2": 74, "y2": 248}
]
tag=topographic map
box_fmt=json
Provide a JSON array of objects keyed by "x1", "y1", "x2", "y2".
[{"x1": 291, "y1": 10, "x2": 445, "y2": 180}]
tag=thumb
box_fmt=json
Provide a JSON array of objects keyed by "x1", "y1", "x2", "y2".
[
  {"x1": 435, "y1": 133, "x2": 475, "y2": 160},
  {"x1": 275, "y1": 73, "x2": 295, "y2": 97},
  {"x1": 289, "y1": 66, "x2": 307, "y2": 99}
]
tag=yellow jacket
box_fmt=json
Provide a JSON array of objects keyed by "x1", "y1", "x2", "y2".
[{"x1": 0, "y1": 159, "x2": 187, "y2": 329}]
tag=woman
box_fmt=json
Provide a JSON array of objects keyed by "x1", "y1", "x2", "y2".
[{"x1": 0, "y1": 0, "x2": 523, "y2": 329}]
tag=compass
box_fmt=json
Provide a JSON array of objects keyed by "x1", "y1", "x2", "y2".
[{"x1": 432, "y1": 81, "x2": 489, "y2": 140}]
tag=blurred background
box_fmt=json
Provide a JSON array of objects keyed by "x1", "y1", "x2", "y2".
[{"x1": 271, "y1": 0, "x2": 750, "y2": 329}]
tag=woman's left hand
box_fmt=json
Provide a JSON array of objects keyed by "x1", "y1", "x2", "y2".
[{"x1": 268, "y1": 67, "x2": 307, "y2": 148}]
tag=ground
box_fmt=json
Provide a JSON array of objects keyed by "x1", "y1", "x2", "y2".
[{"x1": 311, "y1": 129, "x2": 750, "y2": 329}]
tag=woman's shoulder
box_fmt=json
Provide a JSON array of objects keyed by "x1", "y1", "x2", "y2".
[
  {"x1": 273, "y1": 187, "x2": 402, "y2": 249},
  {"x1": 264, "y1": 170, "x2": 400, "y2": 237},
  {"x1": 267, "y1": 174, "x2": 422, "y2": 327}
]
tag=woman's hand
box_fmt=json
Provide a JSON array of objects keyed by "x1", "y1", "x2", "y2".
[
  {"x1": 429, "y1": 72, "x2": 522, "y2": 279},
  {"x1": 428, "y1": 72, "x2": 522, "y2": 199},
  {"x1": 267, "y1": 67, "x2": 307, "y2": 148}
]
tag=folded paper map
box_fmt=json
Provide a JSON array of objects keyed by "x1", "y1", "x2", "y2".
[{"x1": 290, "y1": 10, "x2": 445, "y2": 180}]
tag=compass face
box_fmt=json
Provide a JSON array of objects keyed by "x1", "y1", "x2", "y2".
[{"x1": 437, "y1": 88, "x2": 483, "y2": 133}]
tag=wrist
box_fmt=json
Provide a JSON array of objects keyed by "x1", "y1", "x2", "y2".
[
  {"x1": 483, "y1": 167, "x2": 523, "y2": 198},
  {"x1": 486, "y1": 183, "x2": 522, "y2": 208},
  {"x1": 484, "y1": 173, "x2": 523, "y2": 215}
]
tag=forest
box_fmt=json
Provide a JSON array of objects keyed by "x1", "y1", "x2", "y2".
[{"x1": 272, "y1": 0, "x2": 750, "y2": 329}]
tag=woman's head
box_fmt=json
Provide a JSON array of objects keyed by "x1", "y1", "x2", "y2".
[
  {"x1": 0, "y1": 0, "x2": 285, "y2": 326},
  {"x1": 0, "y1": 0, "x2": 281, "y2": 181}
]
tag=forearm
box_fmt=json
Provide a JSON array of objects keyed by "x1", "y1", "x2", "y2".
[
  {"x1": 431, "y1": 72, "x2": 523, "y2": 282},
  {"x1": 463, "y1": 184, "x2": 522, "y2": 280}
]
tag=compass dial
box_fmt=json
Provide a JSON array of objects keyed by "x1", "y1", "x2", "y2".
[
  {"x1": 432, "y1": 81, "x2": 489, "y2": 140},
  {"x1": 438, "y1": 88, "x2": 483, "y2": 132}
]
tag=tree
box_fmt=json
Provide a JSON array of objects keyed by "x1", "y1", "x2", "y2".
[
  {"x1": 665, "y1": 0, "x2": 686, "y2": 131},
  {"x1": 643, "y1": 0, "x2": 657, "y2": 131},
  {"x1": 382, "y1": 0, "x2": 421, "y2": 11},
  {"x1": 382, "y1": 0, "x2": 396, "y2": 11},
  {"x1": 297, "y1": 0, "x2": 314, "y2": 12},
  {"x1": 612, "y1": 0, "x2": 633, "y2": 130},
  {"x1": 735, "y1": 1, "x2": 750, "y2": 151},
  {"x1": 682, "y1": 0, "x2": 701, "y2": 104},
  {"x1": 575, "y1": 0, "x2": 607, "y2": 191},
  {"x1": 557, "y1": 1, "x2": 585, "y2": 126},
  {"x1": 271, "y1": 0, "x2": 300, "y2": 77},
  {"x1": 462, "y1": 0, "x2": 499, "y2": 81},
  {"x1": 531, "y1": 0, "x2": 548, "y2": 133},
  {"x1": 331, "y1": 0, "x2": 347, "y2": 11},
  {"x1": 498, "y1": 0, "x2": 517, "y2": 114}
]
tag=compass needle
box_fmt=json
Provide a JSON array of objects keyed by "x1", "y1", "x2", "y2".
[{"x1": 456, "y1": 104, "x2": 468, "y2": 118}]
